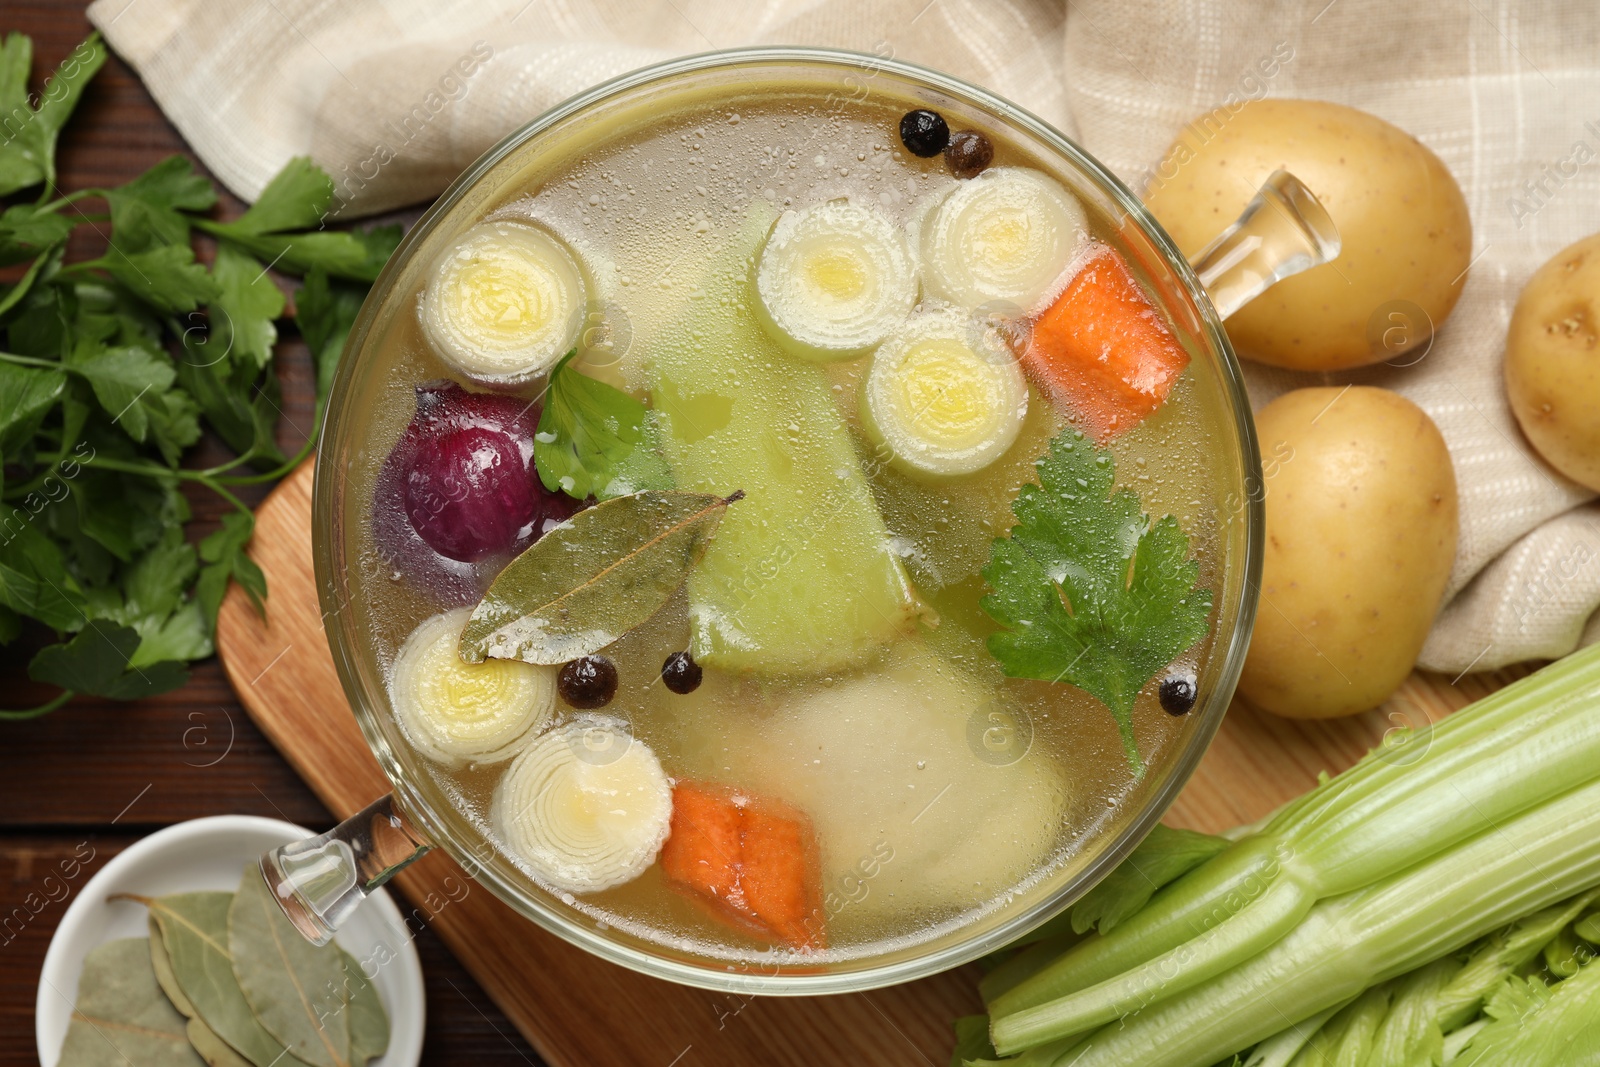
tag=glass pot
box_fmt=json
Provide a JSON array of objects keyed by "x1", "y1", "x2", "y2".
[{"x1": 267, "y1": 47, "x2": 1336, "y2": 995}]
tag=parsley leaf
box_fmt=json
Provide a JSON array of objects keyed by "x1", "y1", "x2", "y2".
[
  {"x1": 295, "y1": 266, "x2": 364, "y2": 403},
  {"x1": 195, "y1": 156, "x2": 402, "y2": 282},
  {"x1": 0, "y1": 45, "x2": 394, "y2": 713},
  {"x1": 0, "y1": 32, "x2": 106, "y2": 197},
  {"x1": 197, "y1": 511, "x2": 265, "y2": 627},
  {"x1": 0, "y1": 361, "x2": 66, "y2": 453},
  {"x1": 210, "y1": 241, "x2": 285, "y2": 371},
  {"x1": 27, "y1": 618, "x2": 188, "y2": 700},
  {"x1": 534, "y1": 350, "x2": 673, "y2": 501},
  {"x1": 104, "y1": 155, "x2": 216, "y2": 253},
  {"x1": 0, "y1": 504, "x2": 88, "y2": 632},
  {"x1": 980, "y1": 430, "x2": 1213, "y2": 774},
  {"x1": 0, "y1": 203, "x2": 75, "y2": 266},
  {"x1": 95, "y1": 242, "x2": 219, "y2": 312}
]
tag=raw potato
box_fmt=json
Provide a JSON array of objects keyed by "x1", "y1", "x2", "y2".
[
  {"x1": 1239, "y1": 387, "x2": 1458, "y2": 719},
  {"x1": 1144, "y1": 99, "x2": 1472, "y2": 371},
  {"x1": 1505, "y1": 233, "x2": 1600, "y2": 491}
]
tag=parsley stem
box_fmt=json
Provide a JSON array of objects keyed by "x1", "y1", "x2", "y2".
[
  {"x1": 0, "y1": 350, "x2": 63, "y2": 370},
  {"x1": 77, "y1": 457, "x2": 254, "y2": 516},
  {"x1": 0, "y1": 691, "x2": 75, "y2": 720}
]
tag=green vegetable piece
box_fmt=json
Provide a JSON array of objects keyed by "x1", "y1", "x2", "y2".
[
  {"x1": 648, "y1": 207, "x2": 918, "y2": 675},
  {"x1": 950, "y1": 1015, "x2": 997, "y2": 1067},
  {"x1": 535, "y1": 350, "x2": 673, "y2": 501},
  {"x1": 210, "y1": 243, "x2": 285, "y2": 372},
  {"x1": 1543, "y1": 926, "x2": 1584, "y2": 979},
  {"x1": 1070, "y1": 825, "x2": 1230, "y2": 936},
  {"x1": 228, "y1": 865, "x2": 350, "y2": 1067},
  {"x1": 1433, "y1": 887, "x2": 1600, "y2": 1031},
  {"x1": 1359, "y1": 958, "x2": 1452, "y2": 1067},
  {"x1": 1576, "y1": 911, "x2": 1600, "y2": 944},
  {"x1": 194, "y1": 159, "x2": 400, "y2": 281},
  {"x1": 104, "y1": 156, "x2": 217, "y2": 254},
  {"x1": 337, "y1": 949, "x2": 389, "y2": 1067},
  {"x1": 197, "y1": 512, "x2": 266, "y2": 628},
  {"x1": 0, "y1": 360, "x2": 66, "y2": 454},
  {"x1": 1240, "y1": 1001, "x2": 1348, "y2": 1067},
  {"x1": 1454, "y1": 967, "x2": 1600, "y2": 1067},
  {"x1": 987, "y1": 644, "x2": 1600, "y2": 1044},
  {"x1": 460, "y1": 490, "x2": 738, "y2": 666},
  {"x1": 232, "y1": 157, "x2": 337, "y2": 235},
  {"x1": 56, "y1": 937, "x2": 204, "y2": 1067},
  {"x1": 295, "y1": 268, "x2": 364, "y2": 408},
  {"x1": 0, "y1": 32, "x2": 106, "y2": 197},
  {"x1": 981, "y1": 429, "x2": 1212, "y2": 773},
  {"x1": 998, "y1": 769, "x2": 1600, "y2": 1066},
  {"x1": 29, "y1": 620, "x2": 188, "y2": 700},
  {"x1": 98, "y1": 243, "x2": 221, "y2": 314},
  {"x1": 0, "y1": 202, "x2": 75, "y2": 266},
  {"x1": 1284, "y1": 985, "x2": 1389, "y2": 1067},
  {"x1": 0, "y1": 502, "x2": 88, "y2": 632}
]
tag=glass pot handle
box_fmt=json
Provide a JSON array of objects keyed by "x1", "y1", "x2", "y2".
[
  {"x1": 260, "y1": 794, "x2": 433, "y2": 946},
  {"x1": 1188, "y1": 169, "x2": 1340, "y2": 320}
]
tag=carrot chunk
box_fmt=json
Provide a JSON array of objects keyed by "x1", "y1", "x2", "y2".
[
  {"x1": 1024, "y1": 245, "x2": 1189, "y2": 443},
  {"x1": 660, "y1": 781, "x2": 825, "y2": 950}
]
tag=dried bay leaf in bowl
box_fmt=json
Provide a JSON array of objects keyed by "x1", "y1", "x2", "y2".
[
  {"x1": 57, "y1": 937, "x2": 204, "y2": 1067},
  {"x1": 338, "y1": 948, "x2": 390, "y2": 1067},
  {"x1": 142, "y1": 890, "x2": 313, "y2": 1067},
  {"x1": 228, "y1": 865, "x2": 350, "y2": 1067}
]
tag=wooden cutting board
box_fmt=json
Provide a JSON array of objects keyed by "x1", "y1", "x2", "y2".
[{"x1": 215, "y1": 460, "x2": 1526, "y2": 1066}]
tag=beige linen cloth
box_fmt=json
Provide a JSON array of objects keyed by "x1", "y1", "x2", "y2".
[{"x1": 87, "y1": 0, "x2": 1600, "y2": 674}]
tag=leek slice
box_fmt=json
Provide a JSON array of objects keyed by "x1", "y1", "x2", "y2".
[
  {"x1": 389, "y1": 608, "x2": 556, "y2": 767},
  {"x1": 920, "y1": 167, "x2": 1086, "y2": 313},
  {"x1": 754, "y1": 200, "x2": 918, "y2": 361},
  {"x1": 492, "y1": 716, "x2": 671, "y2": 894},
  {"x1": 860, "y1": 306, "x2": 1028, "y2": 478},
  {"x1": 419, "y1": 219, "x2": 586, "y2": 383}
]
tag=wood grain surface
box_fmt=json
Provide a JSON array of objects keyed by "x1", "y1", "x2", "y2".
[{"x1": 216, "y1": 460, "x2": 1531, "y2": 1067}]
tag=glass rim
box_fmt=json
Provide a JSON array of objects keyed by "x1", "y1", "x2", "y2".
[{"x1": 313, "y1": 44, "x2": 1264, "y2": 995}]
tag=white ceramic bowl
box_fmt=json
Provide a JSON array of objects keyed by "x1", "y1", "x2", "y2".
[{"x1": 36, "y1": 815, "x2": 425, "y2": 1066}]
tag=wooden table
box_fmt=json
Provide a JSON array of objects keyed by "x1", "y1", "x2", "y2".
[{"x1": 0, "y1": 4, "x2": 543, "y2": 1062}]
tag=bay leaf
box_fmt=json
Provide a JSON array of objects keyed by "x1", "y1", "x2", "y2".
[
  {"x1": 187, "y1": 1017, "x2": 256, "y2": 1067},
  {"x1": 460, "y1": 489, "x2": 741, "y2": 664},
  {"x1": 229, "y1": 864, "x2": 350, "y2": 1067},
  {"x1": 56, "y1": 937, "x2": 205, "y2": 1067},
  {"x1": 148, "y1": 915, "x2": 196, "y2": 1017},
  {"x1": 131, "y1": 890, "x2": 314, "y2": 1067},
  {"x1": 338, "y1": 948, "x2": 389, "y2": 1066}
]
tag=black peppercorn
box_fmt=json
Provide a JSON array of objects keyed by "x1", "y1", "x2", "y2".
[
  {"x1": 660, "y1": 651, "x2": 704, "y2": 694},
  {"x1": 899, "y1": 109, "x2": 950, "y2": 157},
  {"x1": 944, "y1": 130, "x2": 994, "y2": 179},
  {"x1": 1159, "y1": 675, "x2": 1198, "y2": 716},
  {"x1": 559, "y1": 655, "x2": 618, "y2": 709}
]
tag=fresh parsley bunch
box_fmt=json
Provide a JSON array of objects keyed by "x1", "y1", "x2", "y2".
[{"x1": 0, "y1": 31, "x2": 399, "y2": 716}]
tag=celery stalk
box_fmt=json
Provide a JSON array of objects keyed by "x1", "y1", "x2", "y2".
[
  {"x1": 989, "y1": 644, "x2": 1600, "y2": 1026},
  {"x1": 1360, "y1": 958, "x2": 1453, "y2": 1067},
  {"x1": 998, "y1": 772, "x2": 1600, "y2": 1064},
  {"x1": 1284, "y1": 984, "x2": 1388, "y2": 1067},
  {"x1": 1243, "y1": 1002, "x2": 1349, "y2": 1067},
  {"x1": 1432, "y1": 888, "x2": 1599, "y2": 1030}
]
